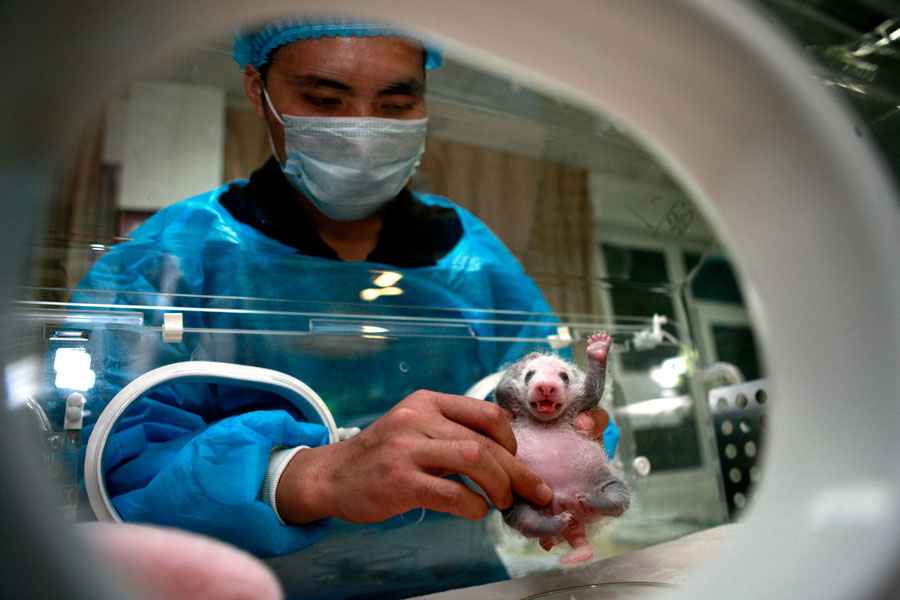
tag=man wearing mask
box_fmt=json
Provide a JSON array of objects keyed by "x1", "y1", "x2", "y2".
[{"x1": 71, "y1": 18, "x2": 618, "y2": 597}]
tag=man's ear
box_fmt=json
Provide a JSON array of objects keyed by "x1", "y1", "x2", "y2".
[{"x1": 243, "y1": 66, "x2": 266, "y2": 120}]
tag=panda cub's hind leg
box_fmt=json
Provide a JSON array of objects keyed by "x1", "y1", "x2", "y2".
[
  {"x1": 576, "y1": 476, "x2": 630, "y2": 518},
  {"x1": 503, "y1": 503, "x2": 574, "y2": 539}
]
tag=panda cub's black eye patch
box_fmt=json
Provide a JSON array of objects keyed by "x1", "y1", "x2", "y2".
[
  {"x1": 559, "y1": 371, "x2": 569, "y2": 385},
  {"x1": 524, "y1": 370, "x2": 535, "y2": 384}
]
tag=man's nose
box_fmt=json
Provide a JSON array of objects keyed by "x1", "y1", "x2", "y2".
[{"x1": 342, "y1": 99, "x2": 380, "y2": 118}]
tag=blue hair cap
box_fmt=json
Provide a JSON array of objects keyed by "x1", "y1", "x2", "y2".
[{"x1": 233, "y1": 17, "x2": 443, "y2": 69}]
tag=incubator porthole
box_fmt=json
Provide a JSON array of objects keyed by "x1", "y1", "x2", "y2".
[
  {"x1": 725, "y1": 443, "x2": 738, "y2": 459},
  {"x1": 729, "y1": 468, "x2": 742, "y2": 483},
  {"x1": 735, "y1": 393, "x2": 748, "y2": 409},
  {"x1": 720, "y1": 420, "x2": 734, "y2": 436}
]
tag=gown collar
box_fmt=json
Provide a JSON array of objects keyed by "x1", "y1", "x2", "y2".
[{"x1": 219, "y1": 157, "x2": 462, "y2": 267}]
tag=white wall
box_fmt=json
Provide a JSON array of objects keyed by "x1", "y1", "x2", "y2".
[{"x1": 118, "y1": 81, "x2": 225, "y2": 210}]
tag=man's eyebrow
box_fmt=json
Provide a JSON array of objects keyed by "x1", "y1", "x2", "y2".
[
  {"x1": 379, "y1": 78, "x2": 426, "y2": 96},
  {"x1": 290, "y1": 74, "x2": 352, "y2": 92}
]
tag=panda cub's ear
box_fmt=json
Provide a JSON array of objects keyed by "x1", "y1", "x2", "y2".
[
  {"x1": 495, "y1": 355, "x2": 533, "y2": 411},
  {"x1": 519, "y1": 352, "x2": 542, "y2": 368},
  {"x1": 494, "y1": 376, "x2": 518, "y2": 411}
]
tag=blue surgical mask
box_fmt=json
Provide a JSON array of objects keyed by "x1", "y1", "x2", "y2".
[{"x1": 263, "y1": 86, "x2": 427, "y2": 221}]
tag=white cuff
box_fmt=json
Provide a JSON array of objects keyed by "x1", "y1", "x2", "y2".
[{"x1": 260, "y1": 446, "x2": 307, "y2": 524}]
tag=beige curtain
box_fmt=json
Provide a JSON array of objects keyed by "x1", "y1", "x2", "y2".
[
  {"x1": 33, "y1": 115, "x2": 114, "y2": 298},
  {"x1": 224, "y1": 105, "x2": 271, "y2": 181},
  {"x1": 418, "y1": 138, "x2": 598, "y2": 316}
]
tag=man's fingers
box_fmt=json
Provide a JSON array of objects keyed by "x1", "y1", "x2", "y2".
[
  {"x1": 574, "y1": 408, "x2": 610, "y2": 442},
  {"x1": 426, "y1": 419, "x2": 552, "y2": 508},
  {"x1": 493, "y1": 446, "x2": 554, "y2": 507},
  {"x1": 430, "y1": 392, "x2": 518, "y2": 455},
  {"x1": 417, "y1": 439, "x2": 514, "y2": 510},
  {"x1": 387, "y1": 391, "x2": 553, "y2": 512},
  {"x1": 410, "y1": 473, "x2": 491, "y2": 521}
]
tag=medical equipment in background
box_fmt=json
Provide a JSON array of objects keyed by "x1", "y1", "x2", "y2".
[
  {"x1": 1, "y1": 2, "x2": 899, "y2": 600},
  {"x1": 707, "y1": 379, "x2": 767, "y2": 518}
]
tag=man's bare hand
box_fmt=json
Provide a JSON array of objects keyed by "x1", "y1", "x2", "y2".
[
  {"x1": 275, "y1": 390, "x2": 554, "y2": 525},
  {"x1": 573, "y1": 408, "x2": 610, "y2": 441}
]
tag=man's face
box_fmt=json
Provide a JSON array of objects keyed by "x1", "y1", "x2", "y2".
[{"x1": 244, "y1": 35, "x2": 427, "y2": 163}]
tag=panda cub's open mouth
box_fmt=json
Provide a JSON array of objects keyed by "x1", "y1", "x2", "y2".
[{"x1": 533, "y1": 399, "x2": 559, "y2": 414}]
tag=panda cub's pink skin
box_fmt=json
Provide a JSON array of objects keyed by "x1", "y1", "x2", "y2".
[{"x1": 494, "y1": 332, "x2": 629, "y2": 564}]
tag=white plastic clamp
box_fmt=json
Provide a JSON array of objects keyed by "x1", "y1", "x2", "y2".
[
  {"x1": 548, "y1": 326, "x2": 573, "y2": 349},
  {"x1": 63, "y1": 392, "x2": 86, "y2": 430},
  {"x1": 162, "y1": 312, "x2": 184, "y2": 343}
]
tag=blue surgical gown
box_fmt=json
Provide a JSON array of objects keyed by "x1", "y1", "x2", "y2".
[{"x1": 66, "y1": 182, "x2": 578, "y2": 556}]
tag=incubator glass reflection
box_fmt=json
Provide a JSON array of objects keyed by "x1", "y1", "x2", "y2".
[{"x1": 16, "y1": 14, "x2": 768, "y2": 599}]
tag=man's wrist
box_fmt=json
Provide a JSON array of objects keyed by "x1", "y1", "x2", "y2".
[
  {"x1": 261, "y1": 446, "x2": 308, "y2": 524},
  {"x1": 273, "y1": 442, "x2": 338, "y2": 525}
]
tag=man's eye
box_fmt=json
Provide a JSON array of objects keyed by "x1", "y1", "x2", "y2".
[
  {"x1": 304, "y1": 95, "x2": 341, "y2": 107},
  {"x1": 380, "y1": 99, "x2": 417, "y2": 115}
]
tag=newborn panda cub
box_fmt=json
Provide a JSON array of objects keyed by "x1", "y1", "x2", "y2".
[{"x1": 494, "y1": 332, "x2": 630, "y2": 564}]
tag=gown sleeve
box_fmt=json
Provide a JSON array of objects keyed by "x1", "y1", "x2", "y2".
[{"x1": 107, "y1": 409, "x2": 332, "y2": 557}]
